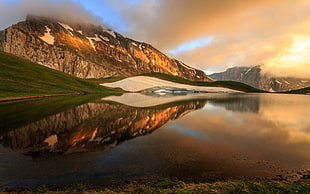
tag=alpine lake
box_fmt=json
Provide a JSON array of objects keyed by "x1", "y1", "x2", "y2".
[{"x1": 0, "y1": 92, "x2": 309, "y2": 191}]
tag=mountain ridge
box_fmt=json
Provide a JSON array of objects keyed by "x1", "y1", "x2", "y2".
[
  {"x1": 0, "y1": 15, "x2": 212, "y2": 81},
  {"x1": 209, "y1": 65, "x2": 310, "y2": 92}
]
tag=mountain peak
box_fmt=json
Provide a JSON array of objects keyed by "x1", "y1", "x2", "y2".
[
  {"x1": 210, "y1": 65, "x2": 310, "y2": 92},
  {"x1": 0, "y1": 16, "x2": 212, "y2": 81}
]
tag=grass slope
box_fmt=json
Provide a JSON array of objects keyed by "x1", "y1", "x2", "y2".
[
  {"x1": 19, "y1": 178, "x2": 310, "y2": 193},
  {"x1": 87, "y1": 76, "x2": 125, "y2": 84},
  {"x1": 141, "y1": 72, "x2": 264, "y2": 93},
  {"x1": 0, "y1": 51, "x2": 120, "y2": 98},
  {"x1": 284, "y1": 87, "x2": 310, "y2": 94}
]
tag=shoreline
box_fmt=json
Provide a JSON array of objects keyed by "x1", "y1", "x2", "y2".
[
  {"x1": 3, "y1": 177, "x2": 310, "y2": 193},
  {"x1": 0, "y1": 93, "x2": 81, "y2": 103}
]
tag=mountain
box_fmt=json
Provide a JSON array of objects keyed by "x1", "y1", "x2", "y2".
[
  {"x1": 209, "y1": 65, "x2": 310, "y2": 92},
  {"x1": 0, "y1": 15, "x2": 212, "y2": 81}
]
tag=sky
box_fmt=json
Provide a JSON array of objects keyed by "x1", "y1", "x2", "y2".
[{"x1": 1, "y1": 0, "x2": 310, "y2": 78}]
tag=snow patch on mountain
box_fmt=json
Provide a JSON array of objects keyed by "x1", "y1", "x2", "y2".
[
  {"x1": 86, "y1": 37, "x2": 96, "y2": 51},
  {"x1": 244, "y1": 67, "x2": 252, "y2": 75},
  {"x1": 103, "y1": 29, "x2": 116, "y2": 38},
  {"x1": 169, "y1": 71, "x2": 178, "y2": 76},
  {"x1": 40, "y1": 26, "x2": 54, "y2": 45},
  {"x1": 99, "y1": 35, "x2": 109, "y2": 41},
  {"x1": 102, "y1": 76, "x2": 242, "y2": 93},
  {"x1": 86, "y1": 35, "x2": 104, "y2": 51},
  {"x1": 58, "y1": 22, "x2": 74, "y2": 36},
  {"x1": 179, "y1": 62, "x2": 195, "y2": 70},
  {"x1": 269, "y1": 88, "x2": 276, "y2": 92},
  {"x1": 92, "y1": 34, "x2": 102, "y2": 41}
]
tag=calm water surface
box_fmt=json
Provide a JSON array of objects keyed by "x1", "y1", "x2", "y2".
[{"x1": 0, "y1": 93, "x2": 309, "y2": 190}]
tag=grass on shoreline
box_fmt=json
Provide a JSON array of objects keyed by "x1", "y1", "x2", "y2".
[
  {"x1": 87, "y1": 76, "x2": 125, "y2": 84},
  {"x1": 283, "y1": 86, "x2": 310, "y2": 94},
  {"x1": 9, "y1": 178, "x2": 310, "y2": 193},
  {"x1": 0, "y1": 51, "x2": 120, "y2": 98}
]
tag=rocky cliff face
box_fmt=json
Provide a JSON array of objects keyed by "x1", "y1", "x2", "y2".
[
  {"x1": 1, "y1": 100, "x2": 206, "y2": 156},
  {"x1": 0, "y1": 15, "x2": 211, "y2": 81},
  {"x1": 209, "y1": 65, "x2": 310, "y2": 92}
]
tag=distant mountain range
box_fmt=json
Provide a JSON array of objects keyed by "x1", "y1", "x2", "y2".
[
  {"x1": 0, "y1": 15, "x2": 211, "y2": 81},
  {"x1": 209, "y1": 65, "x2": 310, "y2": 92}
]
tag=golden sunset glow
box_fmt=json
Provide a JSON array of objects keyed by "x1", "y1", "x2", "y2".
[
  {"x1": 1, "y1": 1, "x2": 310, "y2": 192},
  {"x1": 1, "y1": 0, "x2": 310, "y2": 78},
  {"x1": 264, "y1": 35, "x2": 310, "y2": 78}
]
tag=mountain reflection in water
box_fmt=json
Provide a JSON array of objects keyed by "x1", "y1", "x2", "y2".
[
  {"x1": 0, "y1": 93, "x2": 309, "y2": 190},
  {"x1": 1, "y1": 98, "x2": 207, "y2": 156}
]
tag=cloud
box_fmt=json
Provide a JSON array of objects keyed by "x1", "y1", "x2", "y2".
[
  {"x1": 103, "y1": 0, "x2": 160, "y2": 38},
  {"x1": 0, "y1": 0, "x2": 102, "y2": 30},
  {"x1": 262, "y1": 35, "x2": 310, "y2": 78},
  {"x1": 1, "y1": 0, "x2": 310, "y2": 78},
  {"x1": 113, "y1": 0, "x2": 310, "y2": 78},
  {"x1": 119, "y1": 0, "x2": 280, "y2": 48}
]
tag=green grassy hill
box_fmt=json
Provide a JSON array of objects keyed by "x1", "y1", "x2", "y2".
[
  {"x1": 0, "y1": 51, "x2": 120, "y2": 98},
  {"x1": 141, "y1": 72, "x2": 265, "y2": 93},
  {"x1": 284, "y1": 87, "x2": 310, "y2": 94}
]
